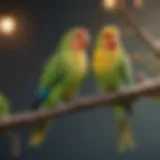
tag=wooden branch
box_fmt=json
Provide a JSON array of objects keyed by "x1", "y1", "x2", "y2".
[
  {"x1": 117, "y1": 0, "x2": 160, "y2": 59},
  {"x1": 0, "y1": 77, "x2": 159, "y2": 131}
]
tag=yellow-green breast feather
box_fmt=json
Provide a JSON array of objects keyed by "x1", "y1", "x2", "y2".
[
  {"x1": 92, "y1": 48, "x2": 130, "y2": 90},
  {"x1": 62, "y1": 51, "x2": 88, "y2": 100},
  {"x1": 68, "y1": 51, "x2": 88, "y2": 76},
  {"x1": 93, "y1": 48, "x2": 122, "y2": 74}
]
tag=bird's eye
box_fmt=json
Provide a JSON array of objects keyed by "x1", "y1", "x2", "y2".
[{"x1": 75, "y1": 32, "x2": 85, "y2": 41}]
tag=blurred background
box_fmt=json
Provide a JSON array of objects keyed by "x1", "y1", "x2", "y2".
[{"x1": 0, "y1": 0, "x2": 160, "y2": 159}]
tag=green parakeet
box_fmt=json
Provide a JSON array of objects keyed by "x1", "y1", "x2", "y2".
[
  {"x1": 92, "y1": 25, "x2": 136, "y2": 152},
  {"x1": 28, "y1": 27, "x2": 90, "y2": 147},
  {"x1": 0, "y1": 93, "x2": 20, "y2": 159},
  {"x1": 0, "y1": 92, "x2": 10, "y2": 116}
]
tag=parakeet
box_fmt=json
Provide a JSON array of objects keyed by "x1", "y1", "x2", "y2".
[
  {"x1": 92, "y1": 25, "x2": 136, "y2": 153},
  {"x1": 28, "y1": 27, "x2": 90, "y2": 147},
  {"x1": 0, "y1": 93, "x2": 20, "y2": 159},
  {"x1": 0, "y1": 92, "x2": 10, "y2": 116}
]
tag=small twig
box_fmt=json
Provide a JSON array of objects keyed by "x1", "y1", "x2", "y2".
[{"x1": 116, "y1": 0, "x2": 160, "y2": 59}]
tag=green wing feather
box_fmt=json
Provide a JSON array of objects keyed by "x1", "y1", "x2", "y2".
[
  {"x1": 114, "y1": 52, "x2": 135, "y2": 152},
  {"x1": 38, "y1": 53, "x2": 66, "y2": 89},
  {"x1": 0, "y1": 93, "x2": 10, "y2": 116},
  {"x1": 37, "y1": 28, "x2": 79, "y2": 90},
  {"x1": 118, "y1": 52, "x2": 133, "y2": 87}
]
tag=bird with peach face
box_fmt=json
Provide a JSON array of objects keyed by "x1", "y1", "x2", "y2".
[{"x1": 28, "y1": 27, "x2": 91, "y2": 147}]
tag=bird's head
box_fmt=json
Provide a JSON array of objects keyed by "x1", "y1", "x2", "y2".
[
  {"x1": 97, "y1": 25, "x2": 120, "y2": 51},
  {"x1": 58, "y1": 27, "x2": 90, "y2": 52}
]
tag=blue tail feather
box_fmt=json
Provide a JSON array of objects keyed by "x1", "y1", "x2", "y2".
[{"x1": 31, "y1": 88, "x2": 50, "y2": 110}]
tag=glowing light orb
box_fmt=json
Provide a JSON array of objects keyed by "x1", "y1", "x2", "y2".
[
  {"x1": 103, "y1": 0, "x2": 117, "y2": 11},
  {"x1": 0, "y1": 17, "x2": 16, "y2": 35},
  {"x1": 133, "y1": 0, "x2": 144, "y2": 8}
]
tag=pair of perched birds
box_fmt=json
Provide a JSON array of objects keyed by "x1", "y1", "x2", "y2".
[{"x1": 0, "y1": 25, "x2": 136, "y2": 153}]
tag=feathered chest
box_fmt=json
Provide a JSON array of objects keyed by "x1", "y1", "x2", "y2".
[
  {"x1": 68, "y1": 52, "x2": 87, "y2": 76},
  {"x1": 93, "y1": 50, "x2": 121, "y2": 74}
]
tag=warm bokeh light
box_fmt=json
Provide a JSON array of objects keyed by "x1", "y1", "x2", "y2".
[
  {"x1": 133, "y1": 0, "x2": 144, "y2": 8},
  {"x1": 103, "y1": 0, "x2": 116, "y2": 11},
  {"x1": 0, "y1": 16, "x2": 16, "y2": 35}
]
